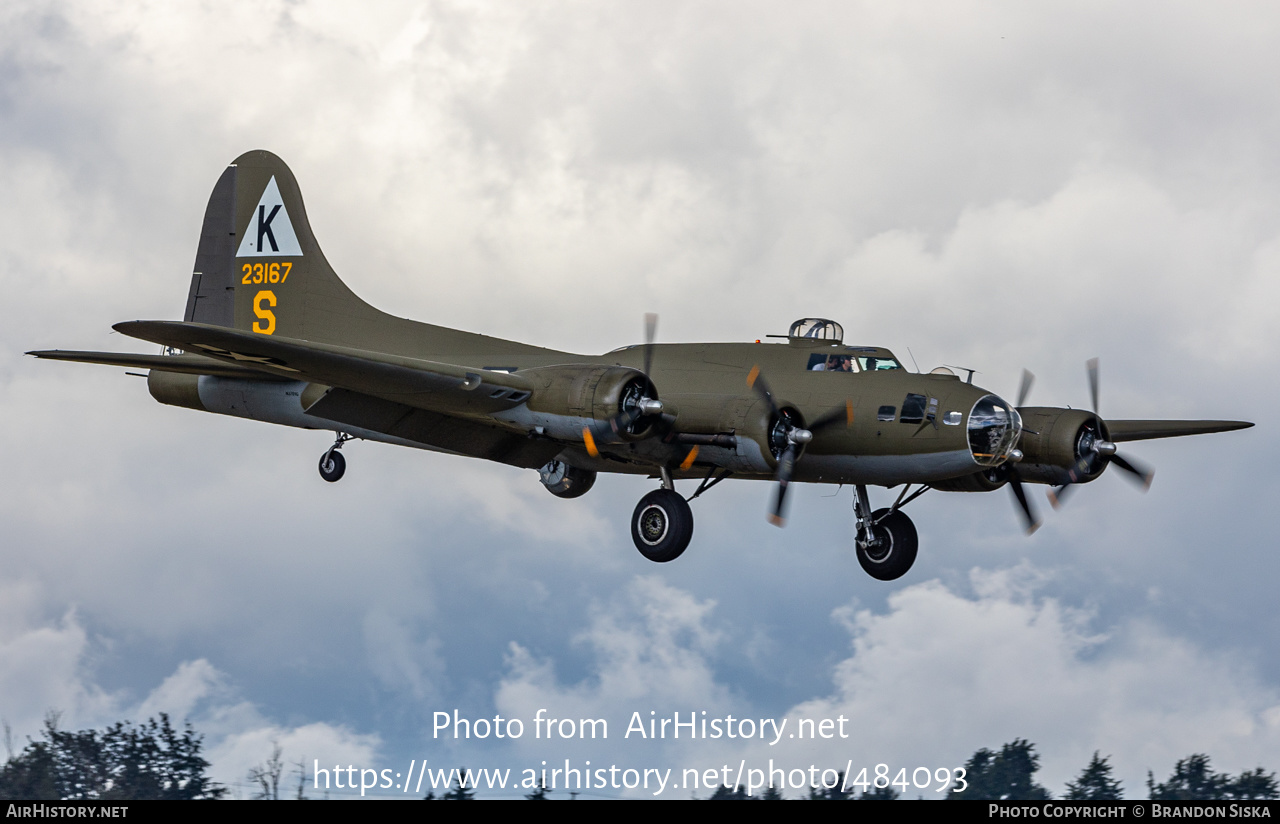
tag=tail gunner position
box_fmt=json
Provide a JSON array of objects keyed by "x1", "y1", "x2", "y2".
[{"x1": 30, "y1": 151, "x2": 1253, "y2": 581}]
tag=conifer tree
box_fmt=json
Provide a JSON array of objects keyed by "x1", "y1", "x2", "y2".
[
  {"x1": 951, "y1": 739, "x2": 1050, "y2": 800},
  {"x1": 1065, "y1": 752, "x2": 1123, "y2": 800}
]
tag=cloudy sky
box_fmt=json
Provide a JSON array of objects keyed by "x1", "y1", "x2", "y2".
[{"x1": 2, "y1": 0, "x2": 1277, "y2": 799}]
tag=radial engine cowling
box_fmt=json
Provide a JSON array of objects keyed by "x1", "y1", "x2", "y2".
[
  {"x1": 726, "y1": 399, "x2": 805, "y2": 474},
  {"x1": 1014, "y1": 407, "x2": 1109, "y2": 486},
  {"x1": 522, "y1": 364, "x2": 658, "y2": 440}
]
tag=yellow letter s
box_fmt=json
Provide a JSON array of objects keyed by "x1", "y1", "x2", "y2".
[{"x1": 253, "y1": 290, "x2": 277, "y2": 335}]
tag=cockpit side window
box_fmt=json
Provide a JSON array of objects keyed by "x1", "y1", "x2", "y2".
[
  {"x1": 856, "y1": 356, "x2": 901, "y2": 372},
  {"x1": 807, "y1": 353, "x2": 855, "y2": 372}
]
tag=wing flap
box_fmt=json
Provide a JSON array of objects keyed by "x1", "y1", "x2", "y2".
[{"x1": 112, "y1": 320, "x2": 533, "y2": 415}]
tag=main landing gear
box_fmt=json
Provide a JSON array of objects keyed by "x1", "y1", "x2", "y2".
[
  {"x1": 852, "y1": 484, "x2": 921, "y2": 581},
  {"x1": 629, "y1": 467, "x2": 729, "y2": 563},
  {"x1": 318, "y1": 432, "x2": 352, "y2": 483},
  {"x1": 632, "y1": 489, "x2": 693, "y2": 562}
]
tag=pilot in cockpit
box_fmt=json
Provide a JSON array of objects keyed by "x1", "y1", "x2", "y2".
[{"x1": 811, "y1": 354, "x2": 853, "y2": 372}]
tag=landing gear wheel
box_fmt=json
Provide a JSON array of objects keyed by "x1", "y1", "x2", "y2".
[
  {"x1": 318, "y1": 450, "x2": 346, "y2": 483},
  {"x1": 538, "y1": 460, "x2": 597, "y2": 499},
  {"x1": 631, "y1": 489, "x2": 694, "y2": 563},
  {"x1": 856, "y1": 508, "x2": 918, "y2": 581}
]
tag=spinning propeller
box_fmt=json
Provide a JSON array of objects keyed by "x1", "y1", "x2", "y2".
[
  {"x1": 1003, "y1": 368, "x2": 1040, "y2": 534},
  {"x1": 583, "y1": 313, "x2": 664, "y2": 457},
  {"x1": 1045, "y1": 358, "x2": 1154, "y2": 508},
  {"x1": 746, "y1": 365, "x2": 854, "y2": 526}
]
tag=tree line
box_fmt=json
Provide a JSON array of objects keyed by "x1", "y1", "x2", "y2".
[
  {"x1": 0, "y1": 715, "x2": 1275, "y2": 800},
  {"x1": 0, "y1": 714, "x2": 224, "y2": 800}
]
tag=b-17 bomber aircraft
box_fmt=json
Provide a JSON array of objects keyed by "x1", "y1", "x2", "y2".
[{"x1": 30, "y1": 151, "x2": 1254, "y2": 580}]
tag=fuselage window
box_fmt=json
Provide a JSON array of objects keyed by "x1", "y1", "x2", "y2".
[
  {"x1": 900, "y1": 393, "x2": 927, "y2": 424},
  {"x1": 943, "y1": 411, "x2": 963, "y2": 426},
  {"x1": 877, "y1": 405, "x2": 897, "y2": 422}
]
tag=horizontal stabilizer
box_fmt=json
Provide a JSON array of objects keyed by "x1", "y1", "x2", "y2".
[
  {"x1": 1107, "y1": 419, "x2": 1254, "y2": 442},
  {"x1": 112, "y1": 320, "x2": 534, "y2": 416},
  {"x1": 26, "y1": 349, "x2": 284, "y2": 379}
]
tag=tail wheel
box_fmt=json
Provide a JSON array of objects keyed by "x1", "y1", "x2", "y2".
[
  {"x1": 319, "y1": 451, "x2": 346, "y2": 483},
  {"x1": 631, "y1": 489, "x2": 694, "y2": 563},
  {"x1": 856, "y1": 508, "x2": 918, "y2": 581}
]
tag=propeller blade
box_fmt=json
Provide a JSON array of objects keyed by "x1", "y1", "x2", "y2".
[
  {"x1": 747, "y1": 367, "x2": 846, "y2": 527},
  {"x1": 808, "y1": 399, "x2": 855, "y2": 434},
  {"x1": 1109, "y1": 453, "x2": 1155, "y2": 490},
  {"x1": 603, "y1": 316, "x2": 660, "y2": 438},
  {"x1": 642, "y1": 312, "x2": 658, "y2": 378},
  {"x1": 747, "y1": 365, "x2": 781, "y2": 417},
  {"x1": 1050, "y1": 452, "x2": 1095, "y2": 507},
  {"x1": 1007, "y1": 467, "x2": 1040, "y2": 534},
  {"x1": 1043, "y1": 358, "x2": 1156, "y2": 508},
  {"x1": 1087, "y1": 358, "x2": 1100, "y2": 413},
  {"x1": 608, "y1": 406, "x2": 642, "y2": 436},
  {"x1": 768, "y1": 443, "x2": 798, "y2": 527},
  {"x1": 1017, "y1": 369, "x2": 1035, "y2": 408},
  {"x1": 1066, "y1": 453, "x2": 1094, "y2": 483},
  {"x1": 1046, "y1": 483, "x2": 1076, "y2": 510}
]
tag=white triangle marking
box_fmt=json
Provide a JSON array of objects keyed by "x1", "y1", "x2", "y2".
[{"x1": 237, "y1": 176, "x2": 303, "y2": 257}]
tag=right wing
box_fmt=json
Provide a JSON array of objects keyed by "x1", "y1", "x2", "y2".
[{"x1": 112, "y1": 320, "x2": 535, "y2": 416}]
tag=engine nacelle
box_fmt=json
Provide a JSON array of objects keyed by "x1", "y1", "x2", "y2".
[
  {"x1": 521, "y1": 364, "x2": 657, "y2": 440},
  {"x1": 728, "y1": 399, "x2": 803, "y2": 473},
  {"x1": 1014, "y1": 407, "x2": 1109, "y2": 486}
]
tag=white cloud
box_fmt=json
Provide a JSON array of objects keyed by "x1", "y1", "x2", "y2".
[
  {"x1": 206, "y1": 721, "x2": 382, "y2": 799},
  {"x1": 484, "y1": 569, "x2": 1279, "y2": 798},
  {"x1": 134, "y1": 659, "x2": 227, "y2": 723},
  {"x1": 0, "y1": 582, "x2": 114, "y2": 740},
  {"x1": 496, "y1": 575, "x2": 737, "y2": 765},
  {"x1": 762, "y1": 566, "x2": 1280, "y2": 797}
]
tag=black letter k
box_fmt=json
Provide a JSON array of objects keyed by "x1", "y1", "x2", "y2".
[{"x1": 257, "y1": 204, "x2": 281, "y2": 252}]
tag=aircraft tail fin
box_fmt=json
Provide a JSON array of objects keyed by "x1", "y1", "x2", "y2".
[{"x1": 182, "y1": 150, "x2": 382, "y2": 342}]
